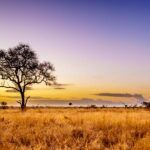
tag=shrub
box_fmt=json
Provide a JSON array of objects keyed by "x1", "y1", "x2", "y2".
[{"x1": 0, "y1": 101, "x2": 8, "y2": 109}]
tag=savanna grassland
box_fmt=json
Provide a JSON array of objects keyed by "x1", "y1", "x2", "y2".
[{"x1": 0, "y1": 108, "x2": 150, "y2": 150}]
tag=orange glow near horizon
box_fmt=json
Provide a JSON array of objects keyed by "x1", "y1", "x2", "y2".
[{"x1": 0, "y1": 81, "x2": 150, "y2": 103}]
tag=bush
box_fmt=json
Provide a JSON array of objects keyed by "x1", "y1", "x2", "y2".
[
  {"x1": 0, "y1": 101, "x2": 8, "y2": 109},
  {"x1": 143, "y1": 102, "x2": 150, "y2": 108}
]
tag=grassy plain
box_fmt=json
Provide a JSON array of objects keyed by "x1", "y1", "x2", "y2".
[{"x1": 0, "y1": 108, "x2": 150, "y2": 150}]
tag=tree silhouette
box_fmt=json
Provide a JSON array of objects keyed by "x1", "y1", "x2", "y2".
[
  {"x1": 69, "y1": 102, "x2": 72, "y2": 106},
  {"x1": 143, "y1": 102, "x2": 150, "y2": 108},
  {"x1": 0, "y1": 44, "x2": 56, "y2": 109},
  {"x1": 1, "y1": 101, "x2": 7, "y2": 109}
]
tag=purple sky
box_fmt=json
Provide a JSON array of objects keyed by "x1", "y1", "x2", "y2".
[{"x1": 0, "y1": 0, "x2": 150, "y2": 101}]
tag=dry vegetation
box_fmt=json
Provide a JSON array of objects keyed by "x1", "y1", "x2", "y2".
[{"x1": 0, "y1": 108, "x2": 150, "y2": 150}]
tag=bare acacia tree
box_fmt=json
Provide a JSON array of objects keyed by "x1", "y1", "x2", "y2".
[{"x1": 0, "y1": 44, "x2": 56, "y2": 109}]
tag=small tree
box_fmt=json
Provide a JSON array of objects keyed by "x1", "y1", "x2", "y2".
[
  {"x1": 1, "y1": 101, "x2": 7, "y2": 109},
  {"x1": 143, "y1": 102, "x2": 150, "y2": 108},
  {"x1": 0, "y1": 44, "x2": 56, "y2": 109},
  {"x1": 90, "y1": 104, "x2": 97, "y2": 108},
  {"x1": 69, "y1": 102, "x2": 72, "y2": 106}
]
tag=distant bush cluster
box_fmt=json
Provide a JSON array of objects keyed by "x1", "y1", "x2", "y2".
[{"x1": 143, "y1": 102, "x2": 150, "y2": 108}]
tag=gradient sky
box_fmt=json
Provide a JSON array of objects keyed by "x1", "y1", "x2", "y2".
[{"x1": 0, "y1": 0, "x2": 150, "y2": 102}]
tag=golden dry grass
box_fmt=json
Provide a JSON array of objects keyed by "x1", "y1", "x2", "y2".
[{"x1": 0, "y1": 108, "x2": 150, "y2": 150}]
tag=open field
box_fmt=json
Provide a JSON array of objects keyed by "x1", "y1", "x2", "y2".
[{"x1": 0, "y1": 108, "x2": 150, "y2": 150}]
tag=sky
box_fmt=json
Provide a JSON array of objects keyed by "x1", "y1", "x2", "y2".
[{"x1": 0, "y1": 0, "x2": 150, "y2": 103}]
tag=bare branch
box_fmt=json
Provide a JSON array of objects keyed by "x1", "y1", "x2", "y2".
[
  {"x1": 17, "y1": 100, "x2": 22, "y2": 105},
  {"x1": 25, "y1": 96, "x2": 30, "y2": 105},
  {"x1": 0, "y1": 85, "x2": 19, "y2": 91}
]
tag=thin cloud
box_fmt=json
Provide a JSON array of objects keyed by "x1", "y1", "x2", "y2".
[
  {"x1": 54, "y1": 83, "x2": 73, "y2": 90},
  {"x1": 2, "y1": 95, "x2": 49, "y2": 100},
  {"x1": 55, "y1": 83, "x2": 70, "y2": 86},
  {"x1": 6, "y1": 90, "x2": 18, "y2": 93},
  {"x1": 54, "y1": 87, "x2": 66, "y2": 90},
  {"x1": 6, "y1": 87, "x2": 32, "y2": 92},
  {"x1": 94, "y1": 92, "x2": 145, "y2": 102}
]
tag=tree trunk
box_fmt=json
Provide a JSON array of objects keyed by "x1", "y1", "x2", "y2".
[{"x1": 21, "y1": 92, "x2": 26, "y2": 110}]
